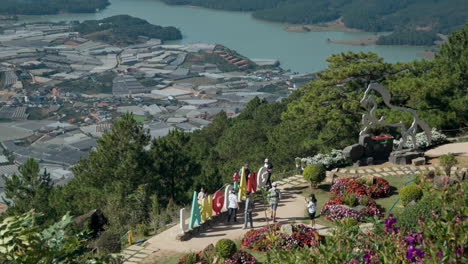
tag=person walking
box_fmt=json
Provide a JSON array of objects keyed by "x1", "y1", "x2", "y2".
[
  {"x1": 227, "y1": 190, "x2": 238, "y2": 223},
  {"x1": 243, "y1": 192, "x2": 255, "y2": 229},
  {"x1": 306, "y1": 194, "x2": 317, "y2": 228},
  {"x1": 264, "y1": 158, "x2": 273, "y2": 188},
  {"x1": 267, "y1": 182, "x2": 281, "y2": 222}
]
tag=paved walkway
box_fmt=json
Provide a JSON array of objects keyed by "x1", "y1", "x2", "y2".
[
  {"x1": 425, "y1": 142, "x2": 468, "y2": 157},
  {"x1": 122, "y1": 175, "x2": 329, "y2": 264},
  {"x1": 334, "y1": 164, "x2": 466, "y2": 177}
]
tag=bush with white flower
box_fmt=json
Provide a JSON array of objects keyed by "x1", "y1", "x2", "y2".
[
  {"x1": 394, "y1": 128, "x2": 448, "y2": 149},
  {"x1": 298, "y1": 149, "x2": 350, "y2": 170}
]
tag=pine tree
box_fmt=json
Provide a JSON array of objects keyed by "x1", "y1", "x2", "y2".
[{"x1": 2, "y1": 158, "x2": 52, "y2": 217}]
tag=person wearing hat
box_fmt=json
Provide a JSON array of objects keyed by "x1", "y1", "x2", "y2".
[
  {"x1": 267, "y1": 182, "x2": 281, "y2": 222},
  {"x1": 227, "y1": 189, "x2": 238, "y2": 223},
  {"x1": 264, "y1": 158, "x2": 273, "y2": 188}
]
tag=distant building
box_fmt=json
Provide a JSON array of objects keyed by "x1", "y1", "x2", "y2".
[{"x1": 112, "y1": 75, "x2": 151, "y2": 96}]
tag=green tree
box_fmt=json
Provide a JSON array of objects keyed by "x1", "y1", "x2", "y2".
[
  {"x1": 2, "y1": 158, "x2": 53, "y2": 217},
  {"x1": 66, "y1": 113, "x2": 151, "y2": 213},
  {"x1": 150, "y1": 129, "x2": 200, "y2": 205},
  {"x1": 0, "y1": 210, "x2": 119, "y2": 263}
]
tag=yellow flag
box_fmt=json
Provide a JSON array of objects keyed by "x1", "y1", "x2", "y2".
[
  {"x1": 238, "y1": 166, "x2": 247, "y2": 201},
  {"x1": 128, "y1": 230, "x2": 133, "y2": 246}
]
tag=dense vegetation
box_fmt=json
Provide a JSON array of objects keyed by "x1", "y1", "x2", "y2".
[
  {"x1": 74, "y1": 15, "x2": 182, "y2": 45},
  {"x1": 163, "y1": 0, "x2": 468, "y2": 45},
  {"x1": 267, "y1": 181, "x2": 467, "y2": 263},
  {"x1": 376, "y1": 30, "x2": 442, "y2": 46},
  {"x1": 0, "y1": 0, "x2": 109, "y2": 15},
  {"x1": 1, "y1": 22, "x2": 467, "y2": 260}
]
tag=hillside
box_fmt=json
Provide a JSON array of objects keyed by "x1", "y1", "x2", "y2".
[
  {"x1": 0, "y1": 0, "x2": 110, "y2": 15},
  {"x1": 0, "y1": 21, "x2": 466, "y2": 262},
  {"x1": 163, "y1": 0, "x2": 468, "y2": 46},
  {"x1": 74, "y1": 15, "x2": 182, "y2": 45}
]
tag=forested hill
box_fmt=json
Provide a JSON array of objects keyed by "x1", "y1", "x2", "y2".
[
  {"x1": 0, "y1": 0, "x2": 110, "y2": 15},
  {"x1": 74, "y1": 15, "x2": 182, "y2": 45},
  {"x1": 163, "y1": 0, "x2": 468, "y2": 45}
]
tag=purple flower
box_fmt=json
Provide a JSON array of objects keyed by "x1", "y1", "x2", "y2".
[
  {"x1": 363, "y1": 253, "x2": 371, "y2": 263},
  {"x1": 406, "y1": 245, "x2": 425, "y2": 263},
  {"x1": 405, "y1": 232, "x2": 424, "y2": 245},
  {"x1": 405, "y1": 235, "x2": 415, "y2": 244},
  {"x1": 384, "y1": 214, "x2": 398, "y2": 233}
]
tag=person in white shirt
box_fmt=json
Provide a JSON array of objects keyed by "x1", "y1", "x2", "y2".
[
  {"x1": 197, "y1": 187, "x2": 206, "y2": 204},
  {"x1": 227, "y1": 190, "x2": 238, "y2": 223},
  {"x1": 306, "y1": 194, "x2": 317, "y2": 227}
]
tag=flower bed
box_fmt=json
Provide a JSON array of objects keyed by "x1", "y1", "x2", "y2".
[
  {"x1": 178, "y1": 249, "x2": 257, "y2": 264},
  {"x1": 241, "y1": 224, "x2": 322, "y2": 251},
  {"x1": 224, "y1": 250, "x2": 257, "y2": 264},
  {"x1": 321, "y1": 195, "x2": 385, "y2": 222},
  {"x1": 331, "y1": 176, "x2": 391, "y2": 198}
]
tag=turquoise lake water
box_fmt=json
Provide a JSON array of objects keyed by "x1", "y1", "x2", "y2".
[{"x1": 19, "y1": 0, "x2": 428, "y2": 73}]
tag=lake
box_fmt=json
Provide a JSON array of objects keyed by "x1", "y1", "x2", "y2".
[{"x1": 18, "y1": 0, "x2": 428, "y2": 73}]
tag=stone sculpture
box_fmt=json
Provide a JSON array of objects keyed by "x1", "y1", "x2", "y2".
[
  {"x1": 344, "y1": 83, "x2": 433, "y2": 165},
  {"x1": 360, "y1": 83, "x2": 432, "y2": 150}
]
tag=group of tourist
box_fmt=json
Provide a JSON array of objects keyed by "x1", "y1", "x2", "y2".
[{"x1": 197, "y1": 158, "x2": 319, "y2": 229}]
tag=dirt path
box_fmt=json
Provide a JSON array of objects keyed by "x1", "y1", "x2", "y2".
[{"x1": 140, "y1": 176, "x2": 329, "y2": 263}]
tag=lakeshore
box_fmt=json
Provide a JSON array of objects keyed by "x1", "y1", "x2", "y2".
[{"x1": 12, "y1": 0, "x2": 428, "y2": 73}]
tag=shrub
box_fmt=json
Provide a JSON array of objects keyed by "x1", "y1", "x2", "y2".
[
  {"x1": 299, "y1": 149, "x2": 350, "y2": 169},
  {"x1": 439, "y1": 153, "x2": 458, "y2": 176},
  {"x1": 396, "y1": 194, "x2": 441, "y2": 231},
  {"x1": 340, "y1": 217, "x2": 359, "y2": 229},
  {"x1": 177, "y1": 252, "x2": 207, "y2": 264},
  {"x1": 343, "y1": 192, "x2": 357, "y2": 207},
  {"x1": 183, "y1": 252, "x2": 199, "y2": 264},
  {"x1": 400, "y1": 185, "x2": 423, "y2": 205},
  {"x1": 201, "y1": 244, "x2": 216, "y2": 263},
  {"x1": 215, "y1": 239, "x2": 237, "y2": 259},
  {"x1": 394, "y1": 128, "x2": 448, "y2": 149},
  {"x1": 96, "y1": 230, "x2": 121, "y2": 253},
  {"x1": 303, "y1": 164, "x2": 326, "y2": 188},
  {"x1": 359, "y1": 195, "x2": 369, "y2": 206}
]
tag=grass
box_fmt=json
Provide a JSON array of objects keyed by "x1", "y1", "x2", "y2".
[
  {"x1": 299, "y1": 184, "x2": 334, "y2": 227},
  {"x1": 132, "y1": 115, "x2": 146, "y2": 123},
  {"x1": 150, "y1": 252, "x2": 185, "y2": 264}
]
